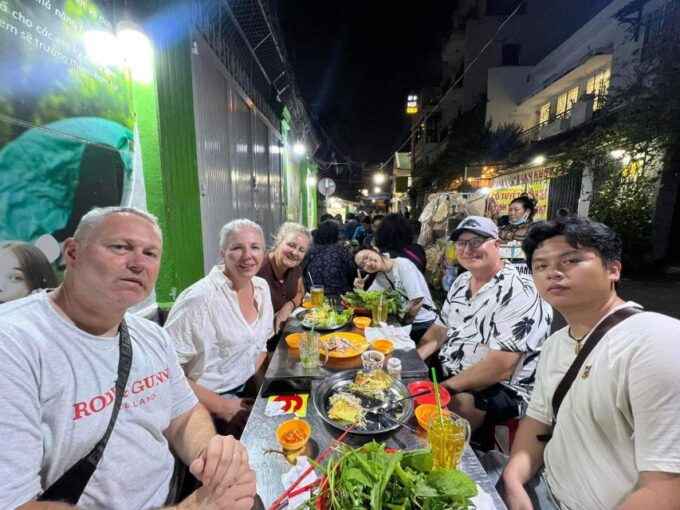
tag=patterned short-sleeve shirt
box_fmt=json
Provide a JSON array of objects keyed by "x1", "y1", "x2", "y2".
[{"x1": 437, "y1": 261, "x2": 552, "y2": 400}]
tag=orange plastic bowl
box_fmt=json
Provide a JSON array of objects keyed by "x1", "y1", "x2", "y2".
[
  {"x1": 415, "y1": 404, "x2": 451, "y2": 430},
  {"x1": 285, "y1": 333, "x2": 301, "y2": 349},
  {"x1": 302, "y1": 301, "x2": 315, "y2": 309},
  {"x1": 371, "y1": 339, "x2": 394, "y2": 354},
  {"x1": 353, "y1": 316, "x2": 371, "y2": 330},
  {"x1": 276, "y1": 418, "x2": 311, "y2": 451}
]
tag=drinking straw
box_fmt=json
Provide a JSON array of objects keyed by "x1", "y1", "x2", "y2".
[
  {"x1": 268, "y1": 424, "x2": 356, "y2": 510},
  {"x1": 431, "y1": 367, "x2": 444, "y2": 425},
  {"x1": 308, "y1": 271, "x2": 314, "y2": 286}
]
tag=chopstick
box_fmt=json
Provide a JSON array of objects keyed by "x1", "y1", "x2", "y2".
[
  {"x1": 267, "y1": 424, "x2": 356, "y2": 510},
  {"x1": 287, "y1": 478, "x2": 321, "y2": 498}
]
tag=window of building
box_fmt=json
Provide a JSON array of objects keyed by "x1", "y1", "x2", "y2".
[
  {"x1": 487, "y1": 0, "x2": 527, "y2": 15},
  {"x1": 556, "y1": 86, "x2": 579, "y2": 117},
  {"x1": 566, "y1": 86, "x2": 579, "y2": 109},
  {"x1": 586, "y1": 68, "x2": 611, "y2": 110},
  {"x1": 556, "y1": 94, "x2": 567, "y2": 117},
  {"x1": 539, "y1": 103, "x2": 551, "y2": 125},
  {"x1": 501, "y1": 44, "x2": 521, "y2": 66}
]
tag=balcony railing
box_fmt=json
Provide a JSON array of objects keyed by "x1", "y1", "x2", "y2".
[{"x1": 519, "y1": 97, "x2": 597, "y2": 143}]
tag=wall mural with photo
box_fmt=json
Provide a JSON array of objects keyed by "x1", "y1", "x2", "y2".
[{"x1": 0, "y1": 0, "x2": 143, "y2": 301}]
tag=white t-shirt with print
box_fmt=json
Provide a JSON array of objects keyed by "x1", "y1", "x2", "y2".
[
  {"x1": 0, "y1": 291, "x2": 198, "y2": 510},
  {"x1": 369, "y1": 256, "x2": 437, "y2": 324},
  {"x1": 165, "y1": 266, "x2": 274, "y2": 393},
  {"x1": 527, "y1": 303, "x2": 680, "y2": 510},
  {"x1": 436, "y1": 261, "x2": 552, "y2": 400}
]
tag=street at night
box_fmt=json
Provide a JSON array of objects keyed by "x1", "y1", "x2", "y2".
[{"x1": 1, "y1": 1, "x2": 679, "y2": 509}]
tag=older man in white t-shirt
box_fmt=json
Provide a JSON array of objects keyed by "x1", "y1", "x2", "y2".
[
  {"x1": 0, "y1": 207, "x2": 256, "y2": 510},
  {"x1": 417, "y1": 216, "x2": 552, "y2": 432},
  {"x1": 500, "y1": 216, "x2": 680, "y2": 510}
]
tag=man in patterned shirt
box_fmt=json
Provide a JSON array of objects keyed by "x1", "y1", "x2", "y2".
[{"x1": 417, "y1": 216, "x2": 552, "y2": 431}]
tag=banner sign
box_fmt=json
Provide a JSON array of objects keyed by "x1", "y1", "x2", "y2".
[
  {"x1": 487, "y1": 180, "x2": 550, "y2": 221},
  {"x1": 0, "y1": 1, "x2": 144, "y2": 301},
  {"x1": 492, "y1": 166, "x2": 551, "y2": 188}
]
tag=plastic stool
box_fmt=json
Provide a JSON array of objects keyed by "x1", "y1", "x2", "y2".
[{"x1": 495, "y1": 418, "x2": 520, "y2": 453}]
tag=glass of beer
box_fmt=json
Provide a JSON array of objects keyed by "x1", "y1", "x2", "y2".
[
  {"x1": 371, "y1": 300, "x2": 388, "y2": 326},
  {"x1": 311, "y1": 285, "x2": 325, "y2": 307},
  {"x1": 427, "y1": 412, "x2": 470, "y2": 469}
]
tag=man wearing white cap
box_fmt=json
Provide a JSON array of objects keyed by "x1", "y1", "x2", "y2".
[{"x1": 417, "y1": 216, "x2": 552, "y2": 432}]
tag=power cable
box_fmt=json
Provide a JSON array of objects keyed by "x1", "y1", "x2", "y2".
[{"x1": 378, "y1": 0, "x2": 528, "y2": 172}]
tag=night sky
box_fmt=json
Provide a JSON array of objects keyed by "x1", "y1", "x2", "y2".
[{"x1": 279, "y1": 0, "x2": 456, "y2": 196}]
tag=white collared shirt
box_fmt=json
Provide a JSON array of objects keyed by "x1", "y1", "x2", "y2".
[{"x1": 164, "y1": 266, "x2": 274, "y2": 393}]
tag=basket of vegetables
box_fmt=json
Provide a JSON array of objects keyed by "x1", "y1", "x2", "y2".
[
  {"x1": 305, "y1": 442, "x2": 478, "y2": 510},
  {"x1": 341, "y1": 290, "x2": 401, "y2": 317}
]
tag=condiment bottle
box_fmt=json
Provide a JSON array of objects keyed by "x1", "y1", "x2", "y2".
[{"x1": 387, "y1": 357, "x2": 402, "y2": 379}]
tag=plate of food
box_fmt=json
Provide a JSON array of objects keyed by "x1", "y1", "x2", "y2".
[
  {"x1": 319, "y1": 332, "x2": 369, "y2": 358},
  {"x1": 312, "y1": 369, "x2": 414, "y2": 435},
  {"x1": 296, "y1": 305, "x2": 353, "y2": 331}
]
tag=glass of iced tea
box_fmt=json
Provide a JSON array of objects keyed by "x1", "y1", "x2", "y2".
[
  {"x1": 311, "y1": 285, "x2": 325, "y2": 307},
  {"x1": 427, "y1": 412, "x2": 470, "y2": 469},
  {"x1": 371, "y1": 300, "x2": 388, "y2": 326}
]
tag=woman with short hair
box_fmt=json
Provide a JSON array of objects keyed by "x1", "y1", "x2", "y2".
[
  {"x1": 164, "y1": 219, "x2": 273, "y2": 432},
  {"x1": 304, "y1": 220, "x2": 355, "y2": 299},
  {"x1": 374, "y1": 213, "x2": 426, "y2": 273}
]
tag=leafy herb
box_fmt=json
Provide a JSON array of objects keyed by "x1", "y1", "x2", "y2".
[
  {"x1": 341, "y1": 290, "x2": 401, "y2": 316},
  {"x1": 304, "y1": 442, "x2": 477, "y2": 510}
]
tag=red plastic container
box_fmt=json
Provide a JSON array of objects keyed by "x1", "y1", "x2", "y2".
[{"x1": 407, "y1": 380, "x2": 451, "y2": 407}]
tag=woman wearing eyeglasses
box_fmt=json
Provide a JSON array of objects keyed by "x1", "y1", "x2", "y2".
[{"x1": 353, "y1": 248, "x2": 436, "y2": 343}]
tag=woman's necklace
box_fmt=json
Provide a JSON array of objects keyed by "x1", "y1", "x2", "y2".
[{"x1": 567, "y1": 327, "x2": 591, "y2": 354}]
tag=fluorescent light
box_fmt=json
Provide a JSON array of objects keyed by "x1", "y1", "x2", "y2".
[
  {"x1": 532, "y1": 155, "x2": 546, "y2": 165},
  {"x1": 374, "y1": 186, "x2": 381, "y2": 194},
  {"x1": 84, "y1": 31, "x2": 122, "y2": 67},
  {"x1": 117, "y1": 26, "x2": 153, "y2": 84},
  {"x1": 293, "y1": 142, "x2": 307, "y2": 156}
]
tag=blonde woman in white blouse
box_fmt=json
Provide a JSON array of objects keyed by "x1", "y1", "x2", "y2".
[{"x1": 165, "y1": 219, "x2": 274, "y2": 431}]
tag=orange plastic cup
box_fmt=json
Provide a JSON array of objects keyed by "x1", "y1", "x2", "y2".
[{"x1": 276, "y1": 419, "x2": 311, "y2": 451}]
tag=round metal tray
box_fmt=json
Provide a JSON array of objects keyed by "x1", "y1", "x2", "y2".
[
  {"x1": 296, "y1": 309, "x2": 351, "y2": 331},
  {"x1": 312, "y1": 369, "x2": 414, "y2": 435}
]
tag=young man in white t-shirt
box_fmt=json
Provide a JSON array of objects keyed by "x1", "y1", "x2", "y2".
[{"x1": 500, "y1": 216, "x2": 680, "y2": 510}]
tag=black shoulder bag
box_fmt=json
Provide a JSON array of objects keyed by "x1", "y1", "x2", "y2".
[
  {"x1": 537, "y1": 306, "x2": 642, "y2": 442},
  {"x1": 38, "y1": 320, "x2": 133, "y2": 504}
]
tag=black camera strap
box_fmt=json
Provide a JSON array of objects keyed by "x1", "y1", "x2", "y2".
[
  {"x1": 537, "y1": 306, "x2": 643, "y2": 443},
  {"x1": 38, "y1": 319, "x2": 133, "y2": 504}
]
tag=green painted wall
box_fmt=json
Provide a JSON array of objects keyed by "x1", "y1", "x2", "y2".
[
  {"x1": 307, "y1": 162, "x2": 318, "y2": 227},
  {"x1": 146, "y1": 7, "x2": 204, "y2": 306}
]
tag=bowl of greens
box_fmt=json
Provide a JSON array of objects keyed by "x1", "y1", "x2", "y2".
[
  {"x1": 304, "y1": 442, "x2": 478, "y2": 510},
  {"x1": 341, "y1": 290, "x2": 401, "y2": 317}
]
